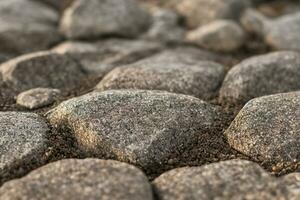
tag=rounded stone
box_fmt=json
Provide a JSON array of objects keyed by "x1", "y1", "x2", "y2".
[
  {"x1": 186, "y1": 20, "x2": 246, "y2": 52},
  {"x1": 60, "y1": 0, "x2": 151, "y2": 39},
  {"x1": 153, "y1": 159, "x2": 287, "y2": 200},
  {"x1": 219, "y1": 51, "x2": 300, "y2": 105},
  {"x1": 95, "y1": 53, "x2": 225, "y2": 100},
  {"x1": 0, "y1": 159, "x2": 153, "y2": 200},
  {"x1": 16, "y1": 88, "x2": 61, "y2": 109},
  {"x1": 0, "y1": 51, "x2": 86, "y2": 97},
  {"x1": 47, "y1": 90, "x2": 225, "y2": 173},
  {"x1": 225, "y1": 92, "x2": 300, "y2": 172},
  {"x1": 0, "y1": 112, "x2": 50, "y2": 185},
  {"x1": 281, "y1": 173, "x2": 300, "y2": 200}
]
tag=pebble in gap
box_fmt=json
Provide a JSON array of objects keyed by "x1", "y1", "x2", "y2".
[
  {"x1": 52, "y1": 39, "x2": 163, "y2": 76},
  {"x1": 153, "y1": 159, "x2": 288, "y2": 200},
  {"x1": 143, "y1": 8, "x2": 185, "y2": 43},
  {"x1": 219, "y1": 51, "x2": 300, "y2": 105},
  {"x1": 174, "y1": 0, "x2": 251, "y2": 28},
  {"x1": 60, "y1": 0, "x2": 151, "y2": 39},
  {"x1": 225, "y1": 92, "x2": 300, "y2": 172},
  {"x1": 241, "y1": 9, "x2": 300, "y2": 51},
  {"x1": 186, "y1": 20, "x2": 246, "y2": 52},
  {"x1": 0, "y1": 159, "x2": 153, "y2": 200},
  {"x1": 281, "y1": 173, "x2": 300, "y2": 200},
  {"x1": 0, "y1": 51, "x2": 85, "y2": 98},
  {"x1": 47, "y1": 90, "x2": 226, "y2": 174},
  {"x1": 95, "y1": 52, "x2": 225, "y2": 100},
  {"x1": 0, "y1": 0, "x2": 61, "y2": 56},
  {"x1": 16, "y1": 88, "x2": 61, "y2": 109},
  {"x1": 0, "y1": 112, "x2": 50, "y2": 185}
]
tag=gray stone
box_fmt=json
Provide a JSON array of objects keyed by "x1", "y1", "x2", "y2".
[
  {"x1": 175, "y1": 0, "x2": 251, "y2": 28},
  {"x1": 0, "y1": 112, "x2": 50, "y2": 185},
  {"x1": 47, "y1": 90, "x2": 224, "y2": 173},
  {"x1": 225, "y1": 92, "x2": 300, "y2": 172},
  {"x1": 143, "y1": 8, "x2": 185, "y2": 43},
  {"x1": 95, "y1": 53, "x2": 225, "y2": 100},
  {"x1": 0, "y1": 51, "x2": 86, "y2": 98},
  {"x1": 153, "y1": 159, "x2": 287, "y2": 200},
  {"x1": 17, "y1": 88, "x2": 61, "y2": 109},
  {"x1": 60, "y1": 0, "x2": 151, "y2": 39},
  {"x1": 281, "y1": 173, "x2": 300, "y2": 200},
  {"x1": 52, "y1": 39, "x2": 162, "y2": 76},
  {"x1": 0, "y1": 159, "x2": 153, "y2": 200},
  {"x1": 219, "y1": 51, "x2": 300, "y2": 105},
  {"x1": 265, "y1": 12, "x2": 300, "y2": 51},
  {"x1": 187, "y1": 20, "x2": 246, "y2": 52},
  {"x1": 0, "y1": 0, "x2": 61, "y2": 56}
]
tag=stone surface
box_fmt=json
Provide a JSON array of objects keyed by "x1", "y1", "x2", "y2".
[
  {"x1": 219, "y1": 51, "x2": 300, "y2": 105},
  {"x1": 153, "y1": 159, "x2": 288, "y2": 200},
  {"x1": 47, "y1": 90, "x2": 224, "y2": 173},
  {"x1": 52, "y1": 39, "x2": 162, "y2": 76},
  {"x1": 174, "y1": 0, "x2": 251, "y2": 28},
  {"x1": 187, "y1": 20, "x2": 246, "y2": 52},
  {"x1": 143, "y1": 8, "x2": 185, "y2": 43},
  {"x1": 17, "y1": 88, "x2": 61, "y2": 109},
  {"x1": 0, "y1": 51, "x2": 86, "y2": 98},
  {"x1": 225, "y1": 92, "x2": 300, "y2": 172},
  {"x1": 60, "y1": 0, "x2": 151, "y2": 39},
  {"x1": 0, "y1": 159, "x2": 153, "y2": 200},
  {"x1": 0, "y1": 112, "x2": 50, "y2": 185},
  {"x1": 281, "y1": 173, "x2": 300, "y2": 200},
  {"x1": 95, "y1": 53, "x2": 225, "y2": 100},
  {"x1": 0, "y1": 0, "x2": 61, "y2": 56},
  {"x1": 265, "y1": 12, "x2": 300, "y2": 51},
  {"x1": 34, "y1": 0, "x2": 74, "y2": 11}
]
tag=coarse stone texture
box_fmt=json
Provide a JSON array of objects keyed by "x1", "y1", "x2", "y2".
[
  {"x1": 95, "y1": 53, "x2": 225, "y2": 100},
  {"x1": 47, "y1": 90, "x2": 225, "y2": 174},
  {"x1": 0, "y1": 112, "x2": 50, "y2": 185},
  {"x1": 52, "y1": 39, "x2": 162, "y2": 76},
  {"x1": 143, "y1": 8, "x2": 185, "y2": 43},
  {"x1": 225, "y1": 92, "x2": 300, "y2": 172},
  {"x1": 60, "y1": 0, "x2": 151, "y2": 39},
  {"x1": 281, "y1": 173, "x2": 300, "y2": 200},
  {"x1": 219, "y1": 51, "x2": 300, "y2": 105},
  {"x1": 153, "y1": 159, "x2": 288, "y2": 200},
  {"x1": 0, "y1": 51, "x2": 86, "y2": 98},
  {"x1": 174, "y1": 0, "x2": 251, "y2": 28},
  {"x1": 186, "y1": 20, "x2": 246, "y2": 52},
  {"x1": 0, "y1": 0, "x2": 62, "y2": 56},
  {"x1": 16, "y1": 88, "x2": 61, "y2": 109},
  {"x1": 0, "y1": 159, "x2": 153, "y2": 200}
]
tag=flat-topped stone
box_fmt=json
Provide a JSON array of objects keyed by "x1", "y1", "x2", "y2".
[
  {"x1": 0, "y1": 159, "x2": 153, "y2": 200},
  {"x1": 225, "y1": 92, "x2": 300, "y2": 172},
  {"x1": 47, "y1": 90, "x2": 225, "y2": 173},
  {"x1": 0, "y1": 112, "x2": 50, "y2": 185},
  {"x1": 153, "y1": 159, "x2": 288, "y2": 200}
]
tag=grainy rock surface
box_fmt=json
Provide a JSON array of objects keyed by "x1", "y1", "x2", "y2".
[
  {"x1": 281, "y1": 173, "x2": 300, "y2": 200},
  {"x1": 0, "y1": 0, "x2": 61, "y2": 56},
  {"x1": 96, "y1": 54, "x2": 225, "y2": 100},
  {"x1": 0, "y1": 159, "x2": 153, "y2": 200},
  {"x1": 187, "y1": 20, "x2": 246, "y2": 52},
  {"x1": 225, "y1": 92, "x2": 300, "y2": 172},
  {"x1": 17, "y1": 88, "x2": 61, "y2": 109},
  {"x1": 153, "y1": 159, "x2": 288, "y2": 200},
  {"x1": 0, "y1": 51, "x2": 85, "y2": 98},
  {"x1": 52, "y1": 39, "x2": 162, "y2": 76},
  {"x1": 60, "y1": 0, "x2": 151, "y2": 39},
  {"x1": 220, "y1": 51, "x2": 300, "y2": 105},
  {"x1": 0, "y1": 112, "x2": 50, "y2": 185},
  {"x1": 175, "y1": 0, "x2": 251, "y2": 28},
  {"x1": 47, "y1": 90, "x2": 225, "y2": 173}
]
